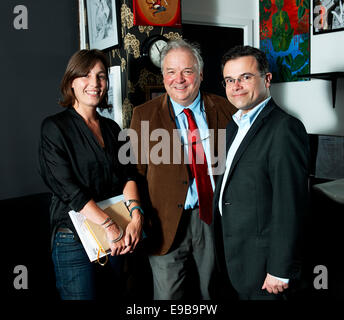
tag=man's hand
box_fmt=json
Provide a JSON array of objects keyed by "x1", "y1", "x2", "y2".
[
  {"x1": 120, "y1": 211, "x2": 143, "y2": 255},
  {"x1": 262, "y1": 273, "x2": 288, "y2": 294}
]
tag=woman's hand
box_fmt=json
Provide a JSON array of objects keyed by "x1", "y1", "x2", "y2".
[
  {"x1": 122, "y1": 180, "x2": 143, "y2": 254},
  {"x1": 120, "y1": 210, "x2": 143, "y2": 255},
  {"x1": 105, "y1": 223, "x2": 126, "y2": 256}
]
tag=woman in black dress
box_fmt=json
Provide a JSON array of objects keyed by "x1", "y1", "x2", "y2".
[{"x1": 39, "y1": 49, "x2": 143, "y2": 299}]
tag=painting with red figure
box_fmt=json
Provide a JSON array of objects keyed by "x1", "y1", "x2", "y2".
[{"x1": 133, "y1": 0, "x2": 181, "y2": 27}]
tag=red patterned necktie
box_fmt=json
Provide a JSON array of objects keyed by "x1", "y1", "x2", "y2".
[{"x1": 183, "y1": 108, "x2": 213, "y2": 225}]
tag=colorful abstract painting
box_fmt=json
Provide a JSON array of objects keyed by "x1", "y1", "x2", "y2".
[{"x1": 259, "y1": 0, "x2": 310, "y2": 82}]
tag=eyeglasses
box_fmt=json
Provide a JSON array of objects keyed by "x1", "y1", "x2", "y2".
[{"x1": 221, "y1": 73, "x2": 264, "y2": 88}]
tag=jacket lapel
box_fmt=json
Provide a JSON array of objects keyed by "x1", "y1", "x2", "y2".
[
  {"x1": 213, "y1": 119, "x2": 236, "y2": 206},
  {"x1": 158, "y1": 94, "x2": 185, "y2": 165},
  {"x1": 226, "y1": 121, "x2": 238, "y2": 154},
  {"x1": 159, "y1": 94, "x2": 176, "y2": 131},
  {"x1": 203, "y1": 93, "x2": 217, "y2": 130}
]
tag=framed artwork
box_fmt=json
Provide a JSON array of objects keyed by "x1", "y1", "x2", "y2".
[
  {"x1": 145, "y1": 85, "x2": 165, "y2": 101},
  {"x1": 85, "y1": 0, "x2": 119, "y2": 50},
  {"x1": 259, "y1": 0, "x2": 310, "y2": 82},
  {"x1": 78, "y1": 0, "x2": 87, "y2": 49},
  {"x1": 313, "y1": 0, "x2": 344, "y2": 35},
  {"x1": 133, "y1": 0, "x2": 181, "y2": 27},
  {"x1": 97, "y1": 66, "x2": 123, "y2": 128}
]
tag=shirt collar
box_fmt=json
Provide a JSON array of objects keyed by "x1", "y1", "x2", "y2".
[
  {"x1": 170, "y1": 92, "x2": 201, "y2": 117},
  {"x1": 233, "y1": 96, "x2": 271, "y2": 126}
]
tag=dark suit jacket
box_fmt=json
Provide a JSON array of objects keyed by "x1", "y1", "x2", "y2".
[
  {"x1": 213, "y1": 98, "x2": 310, "y2": 295},
  {"x1": 130, "y1": 92, "x2": 236, "y2": 255}
]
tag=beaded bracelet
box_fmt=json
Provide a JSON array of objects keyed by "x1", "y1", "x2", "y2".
[{"x1": 129, "y1": 205, "x2": 144, "y2": 218}]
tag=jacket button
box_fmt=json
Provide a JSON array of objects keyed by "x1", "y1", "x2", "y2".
[
  {"x1": 224, "y1": 202, "x2": 231, "y2": 206},
  {"x1": 182, "y1": 180, "x2": 188, "y2": 185},
  {"x1": 178, "y1": 204, "x2": 183, "y2": 208}
]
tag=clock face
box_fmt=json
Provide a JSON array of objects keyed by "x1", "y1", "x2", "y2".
[{"x1": 149, "y1": 39, "x2": 168, "y2": 68}]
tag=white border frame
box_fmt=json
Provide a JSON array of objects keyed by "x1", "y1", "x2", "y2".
[
  {"x1": 182, "y1": 13, "x2": 253, "y2": 46},
  {"x1": 97, "y1": 66, "x2": 123, "y2": 128},
  {"x1": 79, "y1": 0, "x2": 87, "y2": 49},
  {"x1": 86, "y1": 0, "x2": 119, "y2": 50}
]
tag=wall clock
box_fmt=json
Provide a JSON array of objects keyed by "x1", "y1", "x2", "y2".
[{"x1": 141, "y1": 34, "x2": 168, "y2": 69}]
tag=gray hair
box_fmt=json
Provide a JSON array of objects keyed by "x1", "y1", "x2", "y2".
[{"x1": 160, "y1": 38, "x2": 204, "y2": 73}]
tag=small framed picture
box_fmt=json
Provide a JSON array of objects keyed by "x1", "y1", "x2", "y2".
[
  {"x1": 145, "y1": 85, "x2": 165, "y2": 101},
  {"x1": 313, "y1": 0, "x2": 344, "y2": 35},
  {"x1": 85, "y1": 0, "x2": 119, "y2": 50}
]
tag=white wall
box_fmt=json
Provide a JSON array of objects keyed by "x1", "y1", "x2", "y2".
[{"x1": 182, "y1": 0, "x2": 344, "y2": 135}]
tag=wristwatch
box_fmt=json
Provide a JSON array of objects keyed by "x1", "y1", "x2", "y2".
[{"x1": 125, "y1": 199, "x2": 141, "y2": 207}]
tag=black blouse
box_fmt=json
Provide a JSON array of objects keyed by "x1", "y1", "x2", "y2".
[{"x1": 38, "y1": 107, "x2": 136, "y2": 236}]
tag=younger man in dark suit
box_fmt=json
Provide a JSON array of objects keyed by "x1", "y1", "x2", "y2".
[{"x1": 213, "y1": 45, "x2": 309, "y2": 300}]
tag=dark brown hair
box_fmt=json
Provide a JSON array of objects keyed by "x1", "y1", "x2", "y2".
[
  {"x1": 59, "y1": 49, "x2": 110, "y2": 109},
  {"x1": 221, "y1": 45, "x2": 270, "y2": 75}
]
